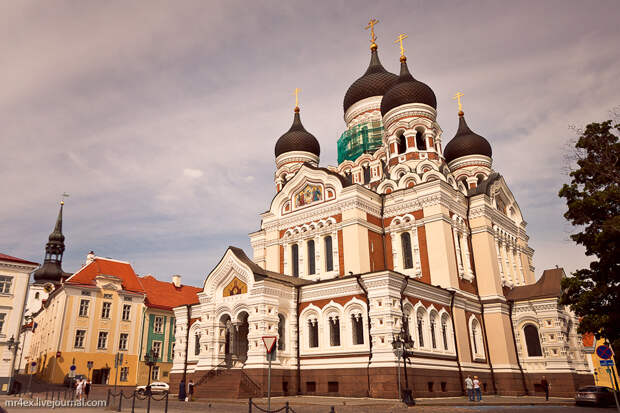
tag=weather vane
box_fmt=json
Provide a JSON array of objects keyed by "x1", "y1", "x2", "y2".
[
  {"x1": 294, "y1": 88, "x2": 301, "y2": 109},
  {"x1": 365, "y1": 18, "x2": 379, "y2": 47},
  {"x1": 394, "y1": 33, "x2": 408, "y2": 58},
  {"x1": 453, "y1": 92, "x2": 464, "y2": 113}
]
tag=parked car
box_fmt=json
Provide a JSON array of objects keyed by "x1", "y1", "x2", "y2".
[
  {"x1": 575, "y1": 386, "x2": 617, "y2": 407},
  {"x1": 63, "y1": 374, "x2": 86, "y2": 388},
  {"x1": 136, "y1": 381, "x2": 169, "y2": 395}
]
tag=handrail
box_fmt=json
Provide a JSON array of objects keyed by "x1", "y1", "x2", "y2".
[
  {"x1": 194, "y1": 360, "x2": 229, "y2": 387},
  {"x1": 239, "y1": 369, "x2": 262, "y2": 397}
]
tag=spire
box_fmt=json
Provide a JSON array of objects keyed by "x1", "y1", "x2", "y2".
[{"x1": 33, "y1": 201, "x2": 68, "y2": 285}]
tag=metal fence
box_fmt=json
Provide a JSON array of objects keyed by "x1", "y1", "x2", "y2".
[
  {"x1": 248, "y1": 398, "x2": 337, "y2": 413},
  {"x1": 106, "y1": 389, "x2": 169, "y2": 413}
]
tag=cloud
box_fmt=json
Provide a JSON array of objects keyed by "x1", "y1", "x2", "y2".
[{"x1": 183, "y1": 168, "x2": 204, "y2": 179}]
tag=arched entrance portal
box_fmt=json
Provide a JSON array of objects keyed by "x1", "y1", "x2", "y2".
[{"x1": 219, "y1": 312, "x2": 249, "y2": 366}]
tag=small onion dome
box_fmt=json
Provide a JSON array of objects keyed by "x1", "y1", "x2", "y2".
[
  {"x1": 380, "y1": 57, "x2": 437, "y2": 116},
  {"x1": 443, "y1": 111, "x2": 492, "y2": 164},
  {"x1": 274, "y1": 107, "x2": 320, "y2": 158},
  {"x1": 343, "y1": 45, "x2": 398, "y2": 113}
]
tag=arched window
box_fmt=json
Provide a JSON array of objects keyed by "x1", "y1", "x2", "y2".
[
  {"x1": 470, "y1": 317, "x2": 484, "y2": 358},
  {"x1": 416, "y1": 130, "x2": 427, "y2": 150},
  {"x1": 397, "y1": 133, "x2": 407, "y2": 154},
  {"x1": 417, "y1": 310, "x2": 425, "y2": 348},
  {"x1": 308, "y1": 318, "x2": 319, "y2": 348},
  {"x1": 477, "y1": 174, "x2": 485, "y2": 185},
  {"x1": 441, "y1": 314, "x2": 450, "y2": 350},
  {"x1": 351, "y1": 313, "x2": 364, "y2": 345},
  {"x1": 401, "y1": 232, "x2": 413, "y2": 269},
  {"x1": 35, "y1": 292, "x2": 40, "y2": 299},
  {"x1": 307, "y1": 240, "x2": 315, "y2": 275},
  {"x1": 291, "y1": 244, "x2": 299, "y2": 277},
  {"x1": 278, "y1": 314, "x2": 285, "y2": 351},
  {"x1": 523, "y1": 324, "x2": 542, "y2": 357},
  {"x1": 324, "y1": 236, "x2": 333, "y2": 272},
  {"x1": 430, "y1": 312, "x2": 438, "y2": 349},
  {"x1": 363, "y1": 164, "x2": 371, "y2": 184},
  {"x1": 329, "y1": 315, "x2": 341, "y2": 346},
  {"x1": 194, "y1": 333, "x2": 201, "y2": 356}
]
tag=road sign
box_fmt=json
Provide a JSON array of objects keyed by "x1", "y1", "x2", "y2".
[
  {"x1": 70, "y1": 365, "x2": 76, "y2": 371},
  {"x1": 30, "y1": 361, "x2": 37, "y2": 367},
  {"x1": 56, "y1": 351, "x2": 62, "y2": 358},
  {"x1": 601, "y1": 359, "x2": 614, "y2": 366},
  {"x1": 87, "y1": 361, "x2": 93, "y2": 369},
  {"x1": 262, "y1": 336, "x2": 277, "y2": 353},
  {"x1": 596, "y1": 345, "x2": 613, "y2": 360}
]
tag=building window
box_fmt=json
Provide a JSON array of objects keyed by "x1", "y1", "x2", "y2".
[
  {"x1": 278, "y1": 314, "x2": 285, "y2": 351},
  {"x1": 0, "y1": 276, "x2": 13, "y2": 294},
  {"x1": 397, "y1": 132, "x2": 407, "y2": 154},
  {"x1": 470, "y1": 317, "x2": 484, "y2": 358},
  {"x1": 74, "y1": 330, "x2": 86, "y2": 348},
  {"x1": 401, "y1": 232, "x2": 413, "y2": 269},
  {"x1": 308, "y1": 319, "x2": 319, "y2": 348},
  {"x1": 417, "y1": 311, "x2": 425, "y2": 348},
  {"x1": 291, "y1": 244, "x2": 299, "y2": 277},
  {"x1": 307, "y1": 240, "x2": 316, "y2": 275},
  {"x1": 119, "y1": 333, "x2": 128, "y2": 351},
  {"x1": 441, "y1": 314, "x2": 449, "y2": 350},
  {"x1": 97, "y1": 331, "x2": 108, "y2": 349},
  {"x1": 194, "y1": 333, "x2": 200, "y2": 356},
  {"x1": 101, "y1": 302, "x2": 111, "y2": 319},
  {"x1": 152, "y1": 341, "x2": 162, "y2": 359},
  {"x1": 122, "y1": 305, "x2": 131, "y2": 321},
  {"x1": 34, "y1": 292, "x2": 40, "y2": 299},
  {"x1": 103, "y1": 293, "x2": 113, "y2": 299},
  {"x1": 119, "y1": 367, "x2": 129, "y2": 382},
  {"x1": 430, "y1": 313, "x2": 437, "y2": 349},
  {"x1": 363, "y1": 165, "x2": 371, "y2": 184},
  {"x1": 153, "y1": 316, "x2": 164, "y2": 334},
  {"x1": 324, "y1": 236, "x2": 333, "y2": 272},
  {"x1": 79, "y1": 299, "x2": 90, "y2": 317},
  {"x1": 524, "y1": 324, "x2": 543, "y2": 357},
  {"x1": 416, "y1": 130, "x2": 427, "y2": 150},
  {"x1": 151, "y1": 366, "x2": 160, "y2": 381},
  {"x1": 351, "y1": 313, "x2": 364, "y2": 345},
  {"x1": 329, "y1": 316, "x2": 340, "y2": 346}
]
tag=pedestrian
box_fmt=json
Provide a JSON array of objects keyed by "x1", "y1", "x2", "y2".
[
  {"x1": 541, "y1": 376, "x2": 550, "y2": 401},
  {"x1": 473, "y1": 376, "x2": 481, "y2": 402},
  {"x1": 465, "y1": 376, "x2": 474, "y2": 401},
  {"x1": 187, "y1": 379, "x2": 194, "y2": 402},
  {"x1": 75, "y1": 378, "x2": 84, "y2": 400},
  {"x1": 84, "y1": 379, "x2": 91, "y2": 400}
]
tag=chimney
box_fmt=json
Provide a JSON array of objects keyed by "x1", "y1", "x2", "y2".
[
  {"x1": 172, "y1": 274, "x2": 181, "y2": 288},
  {"x1": 86, "y1": 251, "x2": 95, "y2": 265}
]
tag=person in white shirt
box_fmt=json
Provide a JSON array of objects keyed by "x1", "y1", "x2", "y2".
[
  {"x1": 473, "y1": 376, "x2": 482, "y2": 401},
  {"x1": 465, "y1": 376, "x2": 474, "y2": 401},
  {"x1": 75, "y1": 378, "x2": 84, "y2": 400}
]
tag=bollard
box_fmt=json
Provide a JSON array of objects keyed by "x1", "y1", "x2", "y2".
[
  {"x1": 146, "y1": 392, "x2": 151, "y2": 413},
  {"x1": 285, "y1": 401, "x2": 290, "y2": 413},
  {"x1": 248, "y1": 397, "x2": 252, "y2": 413},
  {"x1": 131, "y1": 391, "x2": 136, "y2": 413},
  {"x1": 164, "y1": 391, "x2": 169, "y2": 413},
  {"x1": 117, "y1": 390, "x2": 123, "y2": 412}
]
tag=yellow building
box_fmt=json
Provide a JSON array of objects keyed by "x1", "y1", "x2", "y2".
[{"x1": 28, "y1": 255, "x2": 147, "y2": 386}]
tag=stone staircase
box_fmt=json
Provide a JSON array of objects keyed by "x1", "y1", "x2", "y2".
[{"x1": 193, "y1": 368, "x2": 262, "y2": 399}]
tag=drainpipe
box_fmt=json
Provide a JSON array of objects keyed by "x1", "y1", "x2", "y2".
[
  {"x1": 449, "y1": 290, "x2": 465, "y2": 395},
  {"x1": 466, "y1": 195, "x2": 497, "y2": 394},
  {"x1": 355, "y1": 275, "x2": 372, "y2": 397},
  {"x1": 137, "y1": 305, "x2": 146, "y2": 385},
  {"x1": 398, "y1": 276, "x2": 412, "y2": 394},
  {"x1": 509, "y1": 300, "x2": 528, "y2": 395},
  {"x1": 183, "y1": 305, "x2": 190, "y2": 383},
  {"x1": 295, "y1": 285, "x2": 301, "y2": 395}
]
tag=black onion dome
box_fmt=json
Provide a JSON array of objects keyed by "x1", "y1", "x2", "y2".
[
  {"x1": 275, "y1": 108, "x2": 320, "y2": 158},
  {"x1": 380, "y1": 58, "x2": 437, "y2": 116},
  {"x1": 343, "y1": 47, "x2": 398, "y2": 113},
  {"x1": 443, "y1": 113, "x2": 493, "y2": 164}
]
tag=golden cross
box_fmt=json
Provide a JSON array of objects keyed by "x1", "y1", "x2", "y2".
[
  {"x1": 453, "y1": 92, "x2": 464, "y2": 112},
  {"x1": 394, "y1": 33, "x2": 408, "y2": 57},
  {"x1": 365, "y1": 18, "x2": 379, "y2": 44},
  {"x1": 294, "y1": 88, "x2": 301, "y2": 108}
]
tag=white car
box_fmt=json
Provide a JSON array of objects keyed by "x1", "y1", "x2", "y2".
[{"x1": 136, "y1": 381, "x2": 169, "y2": 394}]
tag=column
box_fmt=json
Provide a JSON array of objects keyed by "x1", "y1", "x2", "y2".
[
  {"x1": 332, "y1": 230, "x2": 339, "y2": 274},
  {"x1": 461, "y1": 231, "x2": 473, "y2": 280},
  {"x1": 412, "y1": 228, "x2": 422, "y2": 277},
  {"x1": 517, "y1": 248, "x2": 526, "y2": 285},
  {"x1": 391, "y1": 232, "x2": 401, "y2": 272},
  {"x1": 452, "y1": 226, "x2": 464, "y2": 276},
  {"x1": 283, "y1": 242, "x2": 289, "y2": 276},
  {"x1": 495, "y1": 236, "x2": 506, "y2": 285}
]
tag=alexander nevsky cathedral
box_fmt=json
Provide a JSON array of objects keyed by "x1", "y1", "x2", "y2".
[{"x1": 169, "y1": 24, "x2": 592, "y2": 399}]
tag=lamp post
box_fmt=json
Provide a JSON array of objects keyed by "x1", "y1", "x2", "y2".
[
  {"x1": 392, "y1": 331, "x2": 415, "y2": 406},
  {"x1": 7, "y1": 336, "x2": 19, "y2": 394},
  {"x1": 144, "y1": 350, "x2": 156, "y2": 396}
]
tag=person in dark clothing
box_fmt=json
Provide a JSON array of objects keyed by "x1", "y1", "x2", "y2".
[
  {"x1": 84, "y1": 380, "x2": 91, "y2": 400},
  {"x1": 541, "y1": 376, "x2": 550, "y2": 401},
  {"x1": 178, "y1": 379, "x2": 186, "y2": 401}
]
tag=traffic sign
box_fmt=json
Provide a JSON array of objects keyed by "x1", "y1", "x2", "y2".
[
  {"x1": 601, "y1": 359, "x2": 614, "y2": 367},
  {"x1": 596, "y1": 345, "x2": 613, "y2": 360},
  {"x1": 262, "y1": 336, "x2": 277, "y2": 354},
  {"x1": 87, "y1": 361, "x2": 93, "y2": 369},
  {"x1": 70, "y1": 365, "x2": 76, "y2": 371},
  {"x1": 30, "y1": 361, "x2": 37, "y2": 367}
]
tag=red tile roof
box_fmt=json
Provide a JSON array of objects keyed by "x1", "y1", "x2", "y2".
[
  {"x1": 0, "y1": 253, "x2": 39, "y2": 266},
  {"x1": 65, "y1": 257, "x2": 145, "y2": 294},
  {"x1": 140, "y1": 275, "x2": 201, "y2": 310}
]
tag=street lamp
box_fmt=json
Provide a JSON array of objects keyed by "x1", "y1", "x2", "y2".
[
  {"x1": 7, "y1": 336, "x2": 20, "y2": 394},
  {"x1": 392, "y1": 331, "x2": 415, "y2": 406},
  {"x1": 144, "y1": 349, "x2": 157, "y2": 395}
]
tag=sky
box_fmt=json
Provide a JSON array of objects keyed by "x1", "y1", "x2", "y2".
[{"x1": 2, "y1": 0, "x2": 619, "y2": 287}]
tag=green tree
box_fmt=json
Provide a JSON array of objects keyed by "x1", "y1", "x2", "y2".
[{"x1": 559, "y1": 120, "x2": 620, "y2": 352}]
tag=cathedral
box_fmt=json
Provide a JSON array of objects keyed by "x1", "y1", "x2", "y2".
[{"x1": 169, "y1": 26, "x2": 592, "y2": 399}]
